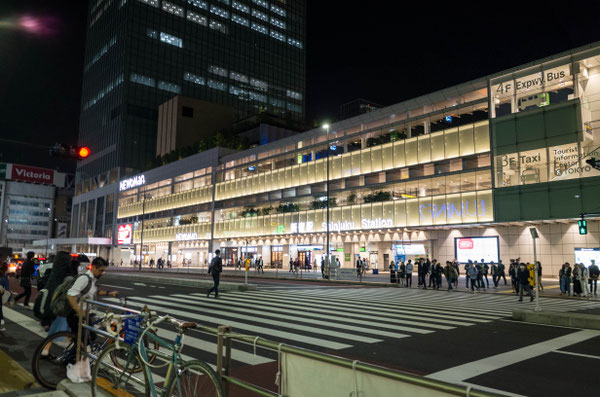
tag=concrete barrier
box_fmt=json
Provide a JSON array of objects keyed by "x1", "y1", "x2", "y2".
[
  {"x1": 107, "y1": 273, "x2": 257, "y2": 291},
  {"x1": 512, "y1": 309, "x2": 600, "y2": 330}
]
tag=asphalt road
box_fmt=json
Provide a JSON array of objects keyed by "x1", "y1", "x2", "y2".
[{"x1": 2, "y1": 273, "x2": 600, "y2": 396}]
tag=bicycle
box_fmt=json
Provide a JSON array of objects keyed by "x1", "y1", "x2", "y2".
[
  {"x1": 31, "y1": 299, "x2": 159, "y2": 390},
  {"x1": 91, "y1": 311, "x2": 224, "y2": 397}
]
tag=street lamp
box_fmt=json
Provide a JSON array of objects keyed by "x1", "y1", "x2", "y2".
[{"x1": 322, "y1": 123, "x2": 331, "y2": 279}]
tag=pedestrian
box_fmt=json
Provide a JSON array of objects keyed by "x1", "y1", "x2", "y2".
[
  {"x1": 536, "y1": 261, "x2": 543, "y2": 292},
  {"x1": 321, "y1": 257, "x2": 325, "y2": 278},
  {"x1": 207, "y1": 250, "x2": 223, "y2": 298},
  {"x1": 443, "y1": 261, "x2": 455, "y2": 291},
  {"x1": 589, "y1": 260, "x2": 599, "y2": 296},
  {"x1": 421, "y1": 259, "x2": 429, "y2": 290},
  {"x1": 509, "y1": 262, "x2": 519, "y2": 294},
  {"x1": 1, "y1": 260, "x2": 13, "y2": 332},
  {"x1": 356, "y1": 256, "x2": 362, "y2": 277},
  {"x1": 560, "y1": 262, "x2": 572, "y2": 296},
  {"x1": 573, "y1": 263, "x2": 583, "y2": 297},
  {"x1": 475, "y1": 261, "x2": 485, "y2": 290},
  {"x1": 426, "y1": 258, "x2": 433, "y2": 288},
  {"x1": 433, "y1": 261, "x2": 443, "y2": 289},
  {"x1": 517, "y1": 263, "x2": 534, "y2": 302},
  {"x1": 405, "y1": 260, "x2": 413, "y2": 287},
  {"x1": 398, "y1": 261, "x2": 405, "y2": 286},
  {"x1": 467, "y1": 264, "x2": 479, "y2": 293},
  {"x1": 452, "y1": 260, "x2": 459, "y2": 288},
  {"x1": 289, "y1": 258, "x2": 294, "y2": 273},
  {"x1": 389, "y1": 260, "x2": 396, "y2": 283},
  {"x1": 482, "y1": 260, "x2": 490, "y2": 289},
  {"x1": 580, "y1": 263, "x2": 590, "y2": 298},
  {"x1": 13, "y1": 251, "x2": 35, "y2": 309},
  {"x1": 491, "y1": 262, "x2": 499, "y2": 288},
  {"x1": 257, "y1": 256, "x2": 264, "y2": 273},
  {"x1": 497, "y1": 260, "x2": 507, "y2": 285},
  {"x1": 464, "y1": 261, "x2": 471, "y2": 289}
]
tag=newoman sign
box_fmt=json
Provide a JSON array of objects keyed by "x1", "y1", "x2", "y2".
[{"x1": 120, "y1": 174, "x2": 146, "y2": 191}]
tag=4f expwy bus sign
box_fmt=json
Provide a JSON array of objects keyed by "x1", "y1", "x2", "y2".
[
  {"x1": 493, "y1": 64, "x2": 570, "y2": 98},
  {"x1": 119, "y1": 174, "x2": 146, "y2": 191}
]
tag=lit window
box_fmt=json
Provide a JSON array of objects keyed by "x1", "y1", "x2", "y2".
[
  {"x1": 252, "y1": 0, "x2": 269, "y2": 9},
  {"x1": 158, "y1": 81, "x2": 181, "y2": 94},
  {"x1": 251, "y1": 22, "x2": 267, "y2": 35},
  {"x1": 210, "y1": 5, "x2": 229, "y2": 19},
  {"x1": 137, "y1": 0, "x2": 159, "y2": 7},
  {"x1": 270, "y1": 98, "x2": 285, "y2": 108},
  {"x1": 250, "y1": 78, "x2": 268, "y2": 91},
  {"x1": 184, "y1": 72, "x2": 205, "y2": 85},
  {"x1": 286, "y1": 89, "x2": 302, "y2": 100},
  {"x1": 270, "y1": 17, "x2": 285, "y2": 29},
  {"x1": 162, "y1": 1, "x2": 184, "y2": 17},
  {"x1": 209, "y1": 20, "x2": 228, "y2": 34},
  {"x1": 84, "y1": 74, "x2": 124, "y2": 110},
  {"x1": 187, "y1": 0, "x2": 208, "y2": 10},
  {"x1": 209, "y1": 65, "x2": 228, "y2": 77},
  {"x1": 270, "y1": 30, "x2": 285, "y2": 42},
  {"x1": 160, "y1": 32, "x2": 183, "y2": 48},
  {"x1": 252, "y1": 9, "x2": 269, "y2": 22},
  {"x1": 187, "y1": 11, "x2": 208, "y2": 25},
  {"x1": 270, "y1": 4, "x2": 286, "y2": 17},
  {"x1": 232, "y1": 1, "x2": 249, "y2": 13},
  {"x1": 130, "y1": 73, "x2": 155, "y2": 88},
  {"x1": 287, "y1": 102, "x2": 302, "y2": 113},
  {"x1": 85, "y1": 36, "x2": 117, "y2": 71},
  {"x1": 147, "y1": 29, "x2": 158, "y2": 39},
  {"x1": 249, "y1": 91, "x2": 267, "y2": 103},
  {"x1": 287, "y1": 37, "x2": 303, "y2": 49},
  {"x1": 231, "y1": 13, "x2": 249, "y2": 26},
  {"x1": 230, "y1": 71, "x2": 249, "y2": 83},
  {"x1": 207, "y1": 79, "x2": 226, "y2": 91},
  {"x1": 230, "y1": 85, "x2": 249, "y2": 98}
]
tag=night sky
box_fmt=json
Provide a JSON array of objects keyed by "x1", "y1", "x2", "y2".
[{"x1": 2, "y1": 0, "x2": 600, "y2": 171}]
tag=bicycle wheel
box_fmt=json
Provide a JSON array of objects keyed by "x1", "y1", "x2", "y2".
[
  {"x1": 166, "y1": 360, "x2": 224, "y2": 397},
  {"x1": 31, "y1": 331, "x2": 77, "y2": 390},
  {"x1": 108, "y1": 329, "x2": 160, "y2": 372},
  {"x1": 92, "y1": 343, "x2": 149, "y2": 397}
]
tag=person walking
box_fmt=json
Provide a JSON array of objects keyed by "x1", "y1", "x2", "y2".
[
  {"x1": 421, "y1": 259, "x2": 429, "y2": 290},
  {"x1": 464, "y1": 262, "x2": 471, "y2": 289},
  {"x1": 491, "y1": 262, "x2": 499, "y2": 288},
  {"x1": 207, "y1": 250, "x2": 223, "y2": 298},
  {"x1": 517, "y1": 263, "x2": 533, "y2": 302},
  {"x1": 588, "y1": 260, "x2": 599, "y2": 296},
  {"x1": 389, "y1": 260, "x2": 396, "y2": 283},
  {"x1": 398, "y1": 261, "x2": 405, "y2": 286},
  {"x1": 482, "y1": 260, "x2": 490, "y2": 289},
  {"x1": 13, "y1": 251, "x2": 36, "y2": 308},
  {"x1": 467, "y1": 264, "x2": 479, "y2": 293},
  {"x1": 581, "y1": 263, "x2": 590, "y2": 298},
  {"x1": 1, "y1": 260, "x2": 13, "y2": 332},
  {"x1": 573, "y1": 264, "x2": 583, "y2": 297},
  {"x1": 509, "y1": 262, "x2": 519, "y2": 294},
  {"x1": 475, "y1": 261, "x2": 485, "y2": 291},
  {"x1": 536, "y1": 261, "x2": 544, "y2": 292},
  {"x1": 356, "y1": 257, "x2": 362, "y2": 277},
  {"x1": 560, "y1": 263, "x2": 572, "y2": 296},
  {"x1": 497, "y1": 260, "x2": 507, "y2": 285},
  {"x1": 405, "y1": 260, "x2": 413, "y2": 287},
  {"x1": 452, "y1": 260, "x2": 459, "y2": 289}
]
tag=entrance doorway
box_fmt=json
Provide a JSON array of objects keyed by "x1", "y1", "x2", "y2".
[
  {"x1": 271, "y1": 248, "x2": 283, "y2": 268},
  {"x1": 298, "y1": 250, "x2": 312, "y2": 269}
]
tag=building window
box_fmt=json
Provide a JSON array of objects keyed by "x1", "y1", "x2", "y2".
[
  {"x1": 287, "y1": 102, "x2": 302, "y2": 113},
  {"x1": 252, "y1": 0, "x2": 269, "y2": 9},
  {"x1": 287, "y1": 37, "x2": 303, "y2": 49},
  {"x1": 130, "y1": 73, "x2": 156, "y2": 88},
  {"x1": 232, "y1": 1, "x2": 249, "y2": 13},
  {"x1": 187, "y1": 0, "x2": 208, "y2": 10},
  {"x1": 209, "y1": 20, "x2": 228, "y2": 34},
  {"x1": 250, "y1": 78, "x2": 268, "y2": 91},
  {"x1": 251, "y1": 9, "x2": 269, "y2": 22},
  {"x1": 207, "y1": 79, "x2": 226, "y2": 91},
  {"x1": 231, "y1": 13, "x2": 249, "y2": 26},
  {"x1": 147, "y1": 29, "x2": 158, "y2": 39},
  {"x1": 249, "y1": 91, "x2": 267, "y2": 103},
  {"x1": 162, "y1": 1, "x2": 184, "y2": 17},
  {"x1": 270, "y1": 16, "x2": 285, "y2": 29},
  {"x1": 138, "y1": 0, "x2": 159, "y2": 7},
  {"x1": 210, "y1": 5, "x2": 229, "y2": 19},
  {"x1": 209, "y1": 65, "x2": 228, "y2": 77},
  {"x1": 270, "y1": 97, "x2": 285, "y2": 109},
  {"x1": 271, "y1": 4, "x2": 285, "y2": 17},
  {"x1": 286, "y1": 89, "x2": 302, "y2": 100},
  {"x1": 184, "y1": 71, "x2": 205, "y2": 85},
  {"x1": 84, "y1": 74, "x2": 124, "y2": 109},
  {"x1": 158, "y1": 81, "x2": 181, "y2": 94},
  {"x1": 217, "y1": 0, "x2": 230, "y2": 4},
  {"x1": 230, "y1": 71, "x2": 249, "y2": 83},
  {"x1": 270, "y1": 30, "x2": 285, "y2": 42},
  {"x1": 85, "y1": 36, "x2": 117, "y2": 71},
  {"x1": 182, "y1": 106, "x2": 194, "y2": 118},
  {"x1": 187, "y1": 11, "x2": 208, "y2": 26},
  {"x1": 251, "y1": 22, "x2": 267, "y2": 35},
  {"x1": 160, "y1": 32, "x2": 183, "y2": 48}
]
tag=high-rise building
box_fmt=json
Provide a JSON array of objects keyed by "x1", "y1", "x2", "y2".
[
  {"x1": 72, "y1": 0, "x2": 306, "y2": 241},
  {"x1": 77, "y1": 0, "x2": 306, "y2": 181}
]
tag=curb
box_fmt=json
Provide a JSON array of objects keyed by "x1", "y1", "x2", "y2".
[
  {"x1": 107, "y1": 272, "x2": 257, "y2": 291},
  {"x1": 512, "y1": 309, "x2": 600, "y2": 329}
]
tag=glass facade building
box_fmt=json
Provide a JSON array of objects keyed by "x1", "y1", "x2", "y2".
[
  {"x1": 93, "y1": 42, "x2": 600, "y2": 277},
  {"x1": 77, "y1": 0, "x2": 306, "y2": 183}
]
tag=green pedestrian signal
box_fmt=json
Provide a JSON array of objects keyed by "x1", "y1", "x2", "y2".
[{"x1": 578, "y1": 219, "x2": 587, "y2": 235}]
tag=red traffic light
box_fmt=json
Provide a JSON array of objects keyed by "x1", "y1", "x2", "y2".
[{"x1": 78, "y1": 146, "x2": 90, "y2": 158}]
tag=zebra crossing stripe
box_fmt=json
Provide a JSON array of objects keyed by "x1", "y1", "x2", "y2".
[
  {"x1": 169, "y1": 294, "x2": 424, "y2": 336},
  {"x1": 142, "y1": 295, "x2": 386, "y2": 343},
  {"x1": 239, "y1": 289, "x2": 505, "y2": 321},
  {"x1": 192, "y1": 293, "x2": 466, "y2": 332},
  {"x1": 105, "y1": 297, "x2": 353, "y2": 350}
]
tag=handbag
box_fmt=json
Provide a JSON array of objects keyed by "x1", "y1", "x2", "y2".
[{"x1": 66, "y1": 358, "x2": 92, "y2": 383}]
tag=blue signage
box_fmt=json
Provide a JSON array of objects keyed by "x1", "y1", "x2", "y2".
[
  {"x1": 124, "y1": 317, "x2": 142, "y2": 345},
  {"x1": 445, "y1": 116, "x2": 453, "y2": 122}
]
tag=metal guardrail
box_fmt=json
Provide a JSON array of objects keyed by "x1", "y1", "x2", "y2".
[{"x1": 78, "y1": 299, "x2": 504, "y2": 397}]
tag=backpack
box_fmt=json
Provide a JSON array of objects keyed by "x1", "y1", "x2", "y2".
[
  {"x1": 33, "y1": 288, "x2": 51, "y2": 319},
  {"x1": 50, "y1": 274, "x2": 92, "y2": 317}
]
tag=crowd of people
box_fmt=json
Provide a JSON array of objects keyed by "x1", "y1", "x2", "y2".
[{"x1": 558, "y1": 261, "x2": 599, "y2": 297}]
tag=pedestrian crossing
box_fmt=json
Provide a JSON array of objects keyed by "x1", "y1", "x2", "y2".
[{"x1": 100, "y1": 286, "x2": 600, "y2": 372}]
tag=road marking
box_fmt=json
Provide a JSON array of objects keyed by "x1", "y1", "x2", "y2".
[
  {"x1": 98, "y1": 284, "x2": 134, "y2": 290},
  {"x1": 426, "y1": 329, "x2": 600, "y2": 383},
  {"x1": 2, "y1": 307, "x2": 48, "y2": 338},
  {"x1": 133, "y1": 283, "x2": 147, "y2": 286},
  {"x1": 103, "y1": 297, "x2": 352, "y2": 350},
  {"x1": 553, "y1": 350, "x2": 600, "y2": 360}
]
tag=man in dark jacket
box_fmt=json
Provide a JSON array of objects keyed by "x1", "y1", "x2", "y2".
[
  {"x1": 517, "y1": 263, "x2": 533, "y2": 302},
  {"x1": 14, "y1": 251, "x2": 36, "y2": 308},
  {"x1": 207, "y1": 250, "x2": 223, "y2": 298}
]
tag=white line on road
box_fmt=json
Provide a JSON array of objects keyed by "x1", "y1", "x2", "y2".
[
  {"x1": 552, "y1": 350, "x2": 600, "y2": 360},
  {"x1": 98, "y1": 284, "x2": 134, "y2": 290},
  {"x1": 426, "y1": 329, "x2": 600, "y2": 383}
]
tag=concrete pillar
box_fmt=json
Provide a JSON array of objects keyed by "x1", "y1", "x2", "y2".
[{"x1": 424, "y1": 120, "x2": 431, "y2": 134}]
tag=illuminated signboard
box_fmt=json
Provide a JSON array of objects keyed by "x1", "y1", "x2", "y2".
[
  {"x1": 175, "y1": 233, "x2": 198, "y2": 241},
  {"x1": 119, "y1": 174, "x2": 146, "y2": 192},
  {"x1": 117, "y1": 224, "x2": 133, "y2": 245},
  {"x1": 454, "y1": 237, "x2": 499, "y2": 263}
]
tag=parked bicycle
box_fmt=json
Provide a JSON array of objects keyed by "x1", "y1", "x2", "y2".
[
  {"x1": 91, "y1": 310, "x2": 224, "y2": 397},
  {"x1": 31, "y1": 298, "x2": 159, "y2": 390}
]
